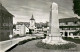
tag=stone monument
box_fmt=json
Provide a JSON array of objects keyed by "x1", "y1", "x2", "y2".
[{"x1": 42, "y1": 2, "x2": 68, "y2": 45}]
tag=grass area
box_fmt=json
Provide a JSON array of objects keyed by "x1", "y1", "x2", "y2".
[
  {"x1": 36, "y1": 41, "x2": 76, "y2": 50},
  {"x1": 62, "y1": 37, "x2": 80, "y2": 44}
]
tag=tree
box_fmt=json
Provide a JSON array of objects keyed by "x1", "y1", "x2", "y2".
[{"x1": 73, "y1": 0, "x2": 80, "y2": 16}]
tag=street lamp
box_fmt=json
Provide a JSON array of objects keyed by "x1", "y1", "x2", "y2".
[{"x1": 9, "y1": 34, "x2": 13, "y2": 44}]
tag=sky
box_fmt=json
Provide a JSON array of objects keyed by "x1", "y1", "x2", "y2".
[{"x1": 1, "y1": 0, "x2": 79, "y2": 24}]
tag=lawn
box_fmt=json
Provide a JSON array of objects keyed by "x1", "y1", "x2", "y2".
[{"x1": 62, "y1": 37, "x2": 80, "y2": 44}]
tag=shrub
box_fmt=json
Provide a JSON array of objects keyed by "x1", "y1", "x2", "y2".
[
  {"x1": 27, "y1": 39, "x2": 32, "y2": 41},
  {"x1": 36, "y1": 37, "x2": 40, "y2": 39},
  {"x1": 39, "y1": 37, "x2": 45, "y2": 39},
  {"x1": 18, "y1": 40, "x2": 28, "y2": 45},
  {"x1": 18, "y1": 36, "x2": 45, "y2": 45},
  {"x1": 36, "y1": 41, "x2": 77, "y2": 50},
  {"x1": 35, "y1": 37, "x2": 45, "y2": 39},
  {"x1": 31, "y1": 38, "x2": 36, "y2": 40},
  {"x1": 74, "y1": 37, "x2": 79, "y2": 39}
]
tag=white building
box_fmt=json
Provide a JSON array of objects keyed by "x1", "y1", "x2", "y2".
[
  {"x1": 13, "y1": 24, "x2": 29, "y2": 36},
  {"x1": 59, "y1": 17, "x2": 80, "y2": 37}
]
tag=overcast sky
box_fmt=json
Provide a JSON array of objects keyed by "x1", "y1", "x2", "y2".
[{"x1": 1, "y1": 0, "x2": 78, "y2": 24}]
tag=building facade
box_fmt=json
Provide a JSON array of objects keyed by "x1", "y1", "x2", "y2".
[
  {"x1": 16, "y1": 21, "x2": 49, "y2": 34},
  {"x1": 13, "y1": 24, "x2": 29, "y2": 36},
  {"x1": 59, "y1": 17, "x2": 80, "y2": 37},
  {"x1": 0, "y1": 3, "x2": 13, "y2": 41}
]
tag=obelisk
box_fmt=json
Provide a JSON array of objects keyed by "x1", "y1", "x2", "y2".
[{"x1": 42, "y1": 2, "x2": 68, "y2": 45}]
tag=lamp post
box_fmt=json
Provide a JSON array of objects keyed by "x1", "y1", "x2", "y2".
[{"x1": 9, "y1": 34, "x2": 13, "y2": 44}]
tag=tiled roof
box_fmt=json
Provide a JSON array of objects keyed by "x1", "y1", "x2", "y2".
[
  {"x1": 16, "y1": 22, "x2": 30, "y2": 27},
  {"x1": 17, "y1": 22, "x2": 30, "y2": 25},
  {"x1": 60, "y1": 26, "x2": 80, "y2": 28},
  {"x1": 59, "y1": 17, "x2": 78, "y2": 23}
]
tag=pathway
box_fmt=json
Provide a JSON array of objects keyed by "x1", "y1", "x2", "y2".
[{"x1": 0, "y1": 36, "x2": 36, "y2": 52}]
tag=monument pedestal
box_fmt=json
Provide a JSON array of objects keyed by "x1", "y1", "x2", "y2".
[{"x1": 42, "y1": 36, "x2": 68, "y2": 45}]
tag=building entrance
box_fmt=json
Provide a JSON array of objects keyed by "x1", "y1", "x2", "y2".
[{"x1": 65, "y1": 31, "x2": 68, "y2": 37}]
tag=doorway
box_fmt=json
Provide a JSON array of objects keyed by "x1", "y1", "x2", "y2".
[{"x1": 65, "y1": 31, "x2": 68, "y2": 37}]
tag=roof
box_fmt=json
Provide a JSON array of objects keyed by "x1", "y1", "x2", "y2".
[
  {"x1": 30, "y1": 15, "x2": 35, "y2": 20},
  {"x1": 59, "y1": 17, "x2": 78, "y2": 23},
  {"x1": 17, "y1": 22, "x2": 30, "y2": 27},
  {"x1": 60, "y1": 26, "x2": 80, "y2": 28},
  {"x1": 0, "y1": 3, "x2": 13, "y2": 17},
  {"x1": 17, "y1": 22, "x2": 30, "y2": 25}
]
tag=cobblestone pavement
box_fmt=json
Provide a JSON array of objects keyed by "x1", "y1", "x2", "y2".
[{"x1": 8, "y1": 40, "x2": 80, "y2": 52}]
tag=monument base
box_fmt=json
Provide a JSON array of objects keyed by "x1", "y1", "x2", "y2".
[
  {"x1": 42, "y1": 35, "x2": 71, "y2": 45},
  {"x1": 36, "y1": 34, "x2": 77, "y2": 49},
  {"x1": 36, "y1": 40, "x2": 76, "y2": 49}
]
